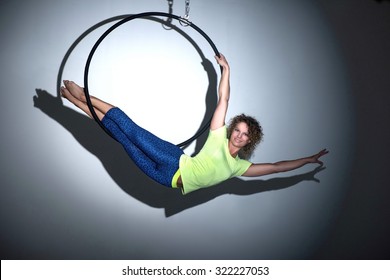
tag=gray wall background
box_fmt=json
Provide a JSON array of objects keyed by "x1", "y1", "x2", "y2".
[{"x1": 0, "y1": 0, "x2": 389, "y2": 259}]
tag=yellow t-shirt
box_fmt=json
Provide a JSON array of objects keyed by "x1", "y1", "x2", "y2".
[{"x1": 179, "y1": 126, "x2": 252, "y2": 195}]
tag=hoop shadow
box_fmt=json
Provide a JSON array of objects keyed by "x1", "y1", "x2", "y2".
[{"x1": 34, "y1": 15, "x2": 326, "y2": 217}]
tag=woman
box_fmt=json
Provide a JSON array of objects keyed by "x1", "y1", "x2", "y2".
[{"x1": 61, "y1": 54, "x2": 328, "y2": 195}]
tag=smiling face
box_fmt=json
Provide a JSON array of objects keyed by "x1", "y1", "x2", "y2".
[
  {"x1": 229, "y1": 122, "x2": 251, "y2": 150},
  {"x1": 227, "y1": 114, "x2": 263, "y2": 159}
]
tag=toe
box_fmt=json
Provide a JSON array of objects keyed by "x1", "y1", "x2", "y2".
[{"x1": 60, "y1": 86, "x2": 68, "y2": 98}]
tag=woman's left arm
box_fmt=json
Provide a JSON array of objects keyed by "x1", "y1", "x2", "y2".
[
  {"x1": 210, "y1": 54, "x2": 230, "y2": 130},
  {"x1": 242, "y1": 149, "x2": 329, "y2": 177}
]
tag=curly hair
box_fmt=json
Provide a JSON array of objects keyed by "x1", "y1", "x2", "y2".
[{"x1": 227, "y1": 114, "x2": 264, "y2": 159}]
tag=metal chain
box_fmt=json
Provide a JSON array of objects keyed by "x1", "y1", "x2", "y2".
[
  {"x1": 184, "y1": 0, "x2": 190, "y2": 19},
  {"x1": 162, "y1": 0, "x2": 173, "y2": 30},
  {"x1": 168, "y1": 0, "x2": 174, "y2": 11},
  {"x1": 163, "y1": 0, "x2": 191, "y2": 27}
]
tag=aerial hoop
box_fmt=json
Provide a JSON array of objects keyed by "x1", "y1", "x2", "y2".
[{"x1": 84, "y1": 11, "x2": 221, "y2": 147}]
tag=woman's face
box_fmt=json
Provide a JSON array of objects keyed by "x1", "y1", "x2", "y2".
[{"x1": 229, "y1": 122, "x2": 251, "y2": 149}]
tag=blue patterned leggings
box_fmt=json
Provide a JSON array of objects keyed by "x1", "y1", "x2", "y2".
[{"x1": 101, "y1": 107, "x2": 184, "y2": 187}]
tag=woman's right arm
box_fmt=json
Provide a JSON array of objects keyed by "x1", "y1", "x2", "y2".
[{"x1": 210, "y1": 54, "x2": 230, "y2": 130}]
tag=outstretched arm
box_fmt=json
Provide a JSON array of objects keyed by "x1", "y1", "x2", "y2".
[
  {"x1": 242, "y1": 149, "x2": 329, "y2": 177},
  {"x1": 210, "y1": 54, "x2": 230, "y2": 130}
]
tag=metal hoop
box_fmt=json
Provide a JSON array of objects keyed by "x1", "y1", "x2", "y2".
[{"x1": 84, "y1": 12, "x2": 221, "y2": 147}]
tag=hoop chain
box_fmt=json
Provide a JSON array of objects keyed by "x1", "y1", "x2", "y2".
[{"x1": 184, "y1": 0, "x2": 190, "y2": 19}]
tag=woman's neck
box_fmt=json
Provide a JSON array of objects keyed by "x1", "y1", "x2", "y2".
[{"x1": 228, "y1": 141, "x2": 240, "y2": 158}]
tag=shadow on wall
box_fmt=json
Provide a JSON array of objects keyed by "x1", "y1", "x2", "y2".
[{"x1": 33, "y1": 14, "x2": 326, "y2": 217}]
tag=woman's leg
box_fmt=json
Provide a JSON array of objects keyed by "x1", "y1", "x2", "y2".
[
  {"x1": 61, "y1": 80, "x2": 183, "y2": 187},
  {"x1": 60, "y1": 80, "x2": 113, "y2": 120},
  {"x1": 103, "y1": 108, "x2": 184, "y2": 187}
]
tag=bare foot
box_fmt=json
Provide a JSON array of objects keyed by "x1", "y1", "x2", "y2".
[
  {"x1": 60, "y1": 82, "x2": 94, "y2": 119},
  {"x1": 60, "y1": 80, "x2": 109, "y2": 120},
  {"x1": 62, "y1": 80, "x2": 86, "y2": 102}
]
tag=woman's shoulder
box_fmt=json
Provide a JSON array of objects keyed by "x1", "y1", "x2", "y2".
[
  {"x1": 209, "y1": 125, "x2": 227, "y2": 136},
  {"x1": 200, "y1": 126, "x2": 227, "y2": 151}
]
